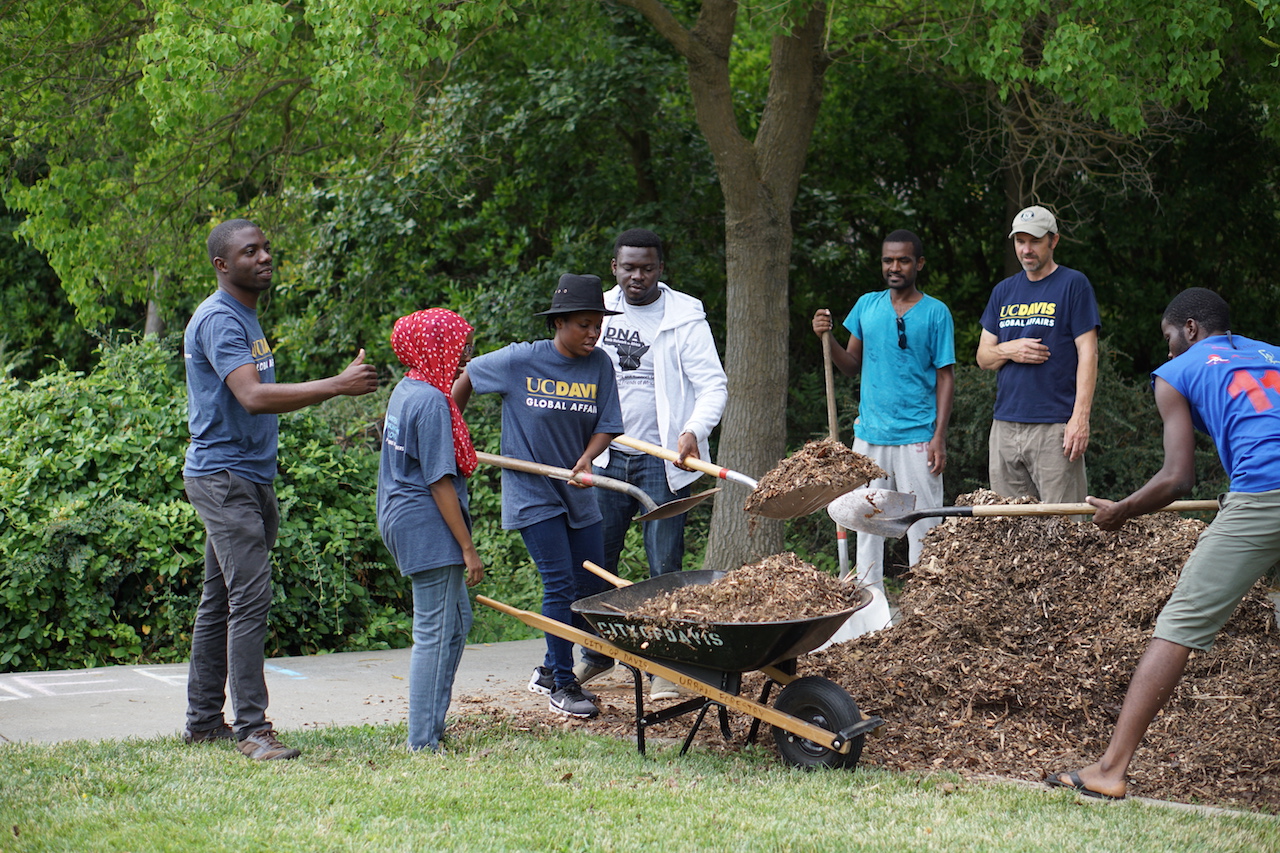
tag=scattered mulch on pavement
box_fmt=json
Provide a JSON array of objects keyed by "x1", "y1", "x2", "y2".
[
  {"x1": 802, "y1": 489, "x2": 1280, "y2": 811},
  {"x1": 628, "y1": 552, "x2": 858, "y2": 624},
  {"x1": 743, "y1": 439, "x2": 885, "y2": 515}
]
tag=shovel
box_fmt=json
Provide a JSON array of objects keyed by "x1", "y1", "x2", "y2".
[
  {"x1": 827, "y1": 487, "x2": 1220, "y2": 540},
  {"x1": 612, "y1": 435, "x2": 854, "y2": 520},
  {"x1": 476, "y1": 451, "x2": 718, "y2": 522}
]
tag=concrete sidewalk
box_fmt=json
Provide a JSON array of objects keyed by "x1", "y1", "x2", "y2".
[{"x1": 0, "y1": 638, "x2": 547, "y2": 744}]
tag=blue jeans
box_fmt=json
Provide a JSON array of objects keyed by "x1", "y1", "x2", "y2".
[
  {"x1": 519, "y1": 516, "x2": 607, "y2": 687},
  {"x1": 408, "y1": 565, "x2": 473, "y2": 751},
  {"x1": 184, "y1": 471, "x2": 278, "y2": 737},
  {"x1": 595, "y1": 452, "x2": 689, "y2": 579}
]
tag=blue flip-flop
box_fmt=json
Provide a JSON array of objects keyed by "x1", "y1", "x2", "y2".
[{"x1": 1045, "y1": 770, "x2": 1124, "y2": 801}]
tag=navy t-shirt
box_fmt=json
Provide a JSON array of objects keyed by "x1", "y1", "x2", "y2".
[
  {"x1": 183, "y1": 290, "x2": 278, "y2": 483},
  {"x1": 979, "y1": 266, "x2": 1100, "y2": 423},
  {"x1": 376, "y1": 378, "x2": 471, "y2": 575},
  {"x1": 466, "y1": 340, "x2": 623, "y2": 530}
]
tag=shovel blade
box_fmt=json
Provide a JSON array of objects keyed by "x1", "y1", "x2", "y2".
[
  {"x1": 634, "y1": 488, "x2": 720, "y2": 522},
  {"x1": 827, "y1": 488, "x2": 917, "y2": 539}
]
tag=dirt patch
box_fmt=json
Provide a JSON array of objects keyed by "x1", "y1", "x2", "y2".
[
  {"x1": 743, "y1": 439, "x2": 885, "y2": 515},
  {"x1": 628, "y1": 552, "x2": 858, "y2": 624}
]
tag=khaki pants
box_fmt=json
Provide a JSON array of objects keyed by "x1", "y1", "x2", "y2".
[
  {"x1": 988, "y1": 419, "x2": 1087, "y2": 504},
  {"x1": 1156, "y1": 489, "x2": 1280, "y2": 651}
]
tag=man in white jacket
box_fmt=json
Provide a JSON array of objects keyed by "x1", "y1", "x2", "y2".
[{"x1": 579, "y1": 229, "x2": 727, "y2": 698}]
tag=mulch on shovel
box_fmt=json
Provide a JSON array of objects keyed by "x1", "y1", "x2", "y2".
[
  {"x1": 627, "y1": 552, "x2": 858, "y2": 624},
  {"x1": 742, "y1": 438, "x2": 885, "y2": 515},
  {"x1": 803, "y1": 489, "x2": 1280, "y2": 811}
]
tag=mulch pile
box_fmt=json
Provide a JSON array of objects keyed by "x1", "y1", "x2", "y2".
[
  {"x1": 743, "y1": 439, "x2": 885, "y2": 515},
  {"x1": 628, "y1": 552, "x2": 858, "y2": 623},
  {"x1": 468, "y1": 490, "x2": 1278, "y2": 811},
  {"x1": 802, "y1": 489, "x2": 1280, "y2": 810}
]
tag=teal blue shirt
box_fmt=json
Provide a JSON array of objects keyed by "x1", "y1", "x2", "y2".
[{"x1": 844, "y1": 290, "x2": 955, "y2": 446}]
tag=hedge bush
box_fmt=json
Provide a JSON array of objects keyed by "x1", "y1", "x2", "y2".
[{"x1": 0, "y1": 338, "x2": 411, "y2": 672}]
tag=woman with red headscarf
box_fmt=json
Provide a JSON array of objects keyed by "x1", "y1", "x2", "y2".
[{"x1": 377, "y1": 308, "x2": 483, "y2": 752}]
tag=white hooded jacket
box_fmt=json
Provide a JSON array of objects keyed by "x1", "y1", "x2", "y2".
[{"x1": 593, "y1": 282, "x2": 728, "y2": 492}]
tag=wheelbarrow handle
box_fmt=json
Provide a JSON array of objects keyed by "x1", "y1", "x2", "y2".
[
  {"x1": 475, "y1": 451, "x2": 660, "y2": 514},
  {"x1": 613, "y1": 435, "x2": 759, "y2": 489}
]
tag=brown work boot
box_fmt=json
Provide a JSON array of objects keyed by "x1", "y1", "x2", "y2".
[
  {"x1": 182, "y1": 722, "x2": 235, "y2": 744},
  {"x1": 237, "y1": 728, "x2": 301, "y2": 760}
]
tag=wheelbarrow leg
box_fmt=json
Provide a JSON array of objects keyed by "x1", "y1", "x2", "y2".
[
  {"x1": 747, "y1": 659, "x2": 796, "y2": 746},
  {"x1": 617, "y1": 661, "x2": 647, "y2": 756}
]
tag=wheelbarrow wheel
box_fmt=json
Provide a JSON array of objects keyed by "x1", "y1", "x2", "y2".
[{"x1": 771, "y1": 676, "x2": 865, "y2": 770}]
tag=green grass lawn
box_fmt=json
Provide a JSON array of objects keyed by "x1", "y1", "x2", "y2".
[{"x1": 2, "y1": 719, "x2": 1275, "y2": 852}]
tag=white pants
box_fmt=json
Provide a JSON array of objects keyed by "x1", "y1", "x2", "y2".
[{"x1": 850, "y1": 438, "x2": 944, "y2": 587}]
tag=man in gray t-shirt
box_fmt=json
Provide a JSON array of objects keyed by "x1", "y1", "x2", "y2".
[{"x1": 181, "y1": 218, "x2": 377, "y2": 761}]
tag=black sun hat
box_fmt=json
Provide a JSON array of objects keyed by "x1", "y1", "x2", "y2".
[{"x1": 533, "y1": 274, "x2": 623, "y2": 317}]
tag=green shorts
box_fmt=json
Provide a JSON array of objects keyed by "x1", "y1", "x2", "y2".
[{"x1": 1154, "y1": 488, "x2": 1280, "y2": 651}]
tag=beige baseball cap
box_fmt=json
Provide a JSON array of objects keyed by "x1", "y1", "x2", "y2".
[{"x1": 1008, "y1": 205, "x2": 1058, "y2": 238}]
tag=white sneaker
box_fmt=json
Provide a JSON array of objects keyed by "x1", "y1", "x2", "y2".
[{"x1": 649, "y1": 675, "x2": 681, "y2": 701}]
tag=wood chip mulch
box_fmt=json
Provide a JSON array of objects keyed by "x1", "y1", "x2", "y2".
[
  {"x1": 627, "y1": 552, "x2": 858, "y2": 624},
  {"x1": 742, "y1": 438, "x2": 885, "y2": 515},
  {"x1": 802, "y1": 489, "x2": 1280, "y2": 811},
  {"x1": 462, "y1": 489, "x2": 1278, "y2": 812}
]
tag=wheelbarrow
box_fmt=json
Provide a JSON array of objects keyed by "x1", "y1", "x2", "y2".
[
  {"x1": 476, "y1": 451, "x2": 719, "y2": 522},
  {"x1": 476, "y1": 566, "x2": 884, "y2": 769}
]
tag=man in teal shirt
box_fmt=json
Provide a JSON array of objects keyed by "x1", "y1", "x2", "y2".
[{"x1": 813, "y1": 230, "x2": 955, "y2": 631}]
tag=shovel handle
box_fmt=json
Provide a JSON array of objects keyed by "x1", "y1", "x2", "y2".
[
  {"x1": 475, "y1": 451, "x2": 659, "y2": 513},
  {"x1": 613, "y1": 435, "x2": 758, "y2": 489},
  {"x1": 969, "y1": 500, "x2": 1219, "y2": 517},
  {"x1": 582, "y1": 560, "x2": 631, "y2": 587},
  {"x1": 823, "y1": 331, "x2": 839, "y2": 442}
]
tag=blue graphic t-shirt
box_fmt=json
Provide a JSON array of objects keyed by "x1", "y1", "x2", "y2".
[
  {"x1": 844, "y1": 291, "x2": 955, "y2": 446},
  {"x1": 979, "y1": 266, "x2": 1100, "y2": 423},
  {"x1": 183, "y1": 289, "x2": 278, "y2": 483},
  {"x1": 466, "y1": 339, "x2": 623, "y2": 530},
  {"x1": 376, "y1": 378, "x2": 471, "y2": 575},
  {"x1": 1155, "y1": 334, "x2": 1280, "y2": 493}
]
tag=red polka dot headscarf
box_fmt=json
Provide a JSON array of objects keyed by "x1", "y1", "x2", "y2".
[{"x1": 391, "y1": 308, "x2": 478, "y2": 477}]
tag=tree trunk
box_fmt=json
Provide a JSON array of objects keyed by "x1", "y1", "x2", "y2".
[
  {"x1": 144, "y1": 268, "x2": 164, "y2": 337},
  {"x1": 621, "y1": 0, "x2": 829, "y2": 571}
]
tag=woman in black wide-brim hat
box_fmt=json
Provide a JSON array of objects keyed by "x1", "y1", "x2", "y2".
[{"x1": 452, "y1": 274, "x2": 623, "y2": 720}]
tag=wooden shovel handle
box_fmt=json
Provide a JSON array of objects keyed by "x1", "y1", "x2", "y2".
[
  {"x1": 582, "y1": 560, "x2": 631, "y2": 587},
  {"x1": 823, "y1": 331, "x2": 839, "y2": 442},
  {"x1": 969, "y1": 500, "x2": 1220, "y2": 517},
  {"x1": 613, "y1": 435, "x2": 757, "y2": 488}
]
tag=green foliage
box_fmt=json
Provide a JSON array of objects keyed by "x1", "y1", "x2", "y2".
[{"x1": 0, "y1": 338, "x2": 408, "y2": 672}]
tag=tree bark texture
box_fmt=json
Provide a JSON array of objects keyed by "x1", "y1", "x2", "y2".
[{"x1": 621, "y1": 0, "x2": 830, "y2": 571}]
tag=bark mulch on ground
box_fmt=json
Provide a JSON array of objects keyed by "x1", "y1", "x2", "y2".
[
  {"x1": 462, "y1": 490, "x2": 1278, "y2": 811},
  {"x1": 743, "y1": 439, "x2": 885, "y2": 515},
  {"x1": 802, "y1": 490, "x2": 1280, "y2": 811},
  {"x1": 628, "y1": 552, "x2": 858, "y2": 624}
]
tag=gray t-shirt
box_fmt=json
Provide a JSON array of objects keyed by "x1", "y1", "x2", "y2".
[
  {"x1": 376, "y1": 378, "x2": 471, "y2": 575},
  {"x1": 466, "y1": 339, "x2": 623, "y2": 530},
  {"x1": 600, "y1": 293, "x2": 663, "y2": 452},
  {"x1": 183, "y1": 290, "x2": 278, "y2": 483}
]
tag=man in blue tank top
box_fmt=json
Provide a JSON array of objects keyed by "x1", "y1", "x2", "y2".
[{"x1": 1046, "y1": 288, "x2": 1280, "y2": 800}]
